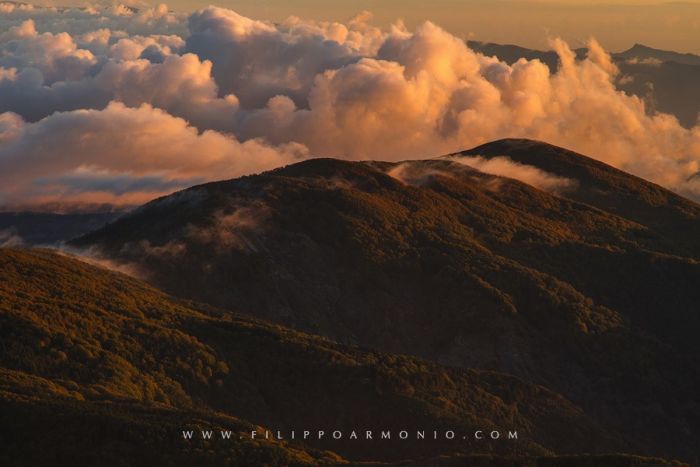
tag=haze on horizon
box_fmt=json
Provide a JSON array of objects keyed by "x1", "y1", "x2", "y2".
[
  {"x1": 160, "y1": 0, "x2": 700, "y2": 54},
  {"x1": 17, "y1": 0, "x2": 700, "y2": 53}
]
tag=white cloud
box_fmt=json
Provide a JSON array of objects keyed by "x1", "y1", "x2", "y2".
[
  {"x1": 451, "y1": 155, "x2": 578, "y2": 194},
  {"x1": 0, "y1": 227, "x2": 24, "y2": 247}
]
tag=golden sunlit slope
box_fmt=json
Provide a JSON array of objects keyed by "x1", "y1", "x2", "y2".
[
  {"x1": 72, "y1": 141, "x2": 700, "y2": 463},
  {"x1": 2, "y1": 247, "x2": 674, "y2": 466}
]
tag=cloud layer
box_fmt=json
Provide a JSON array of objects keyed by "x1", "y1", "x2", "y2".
[
  {"x1": 1, "y1": 3, "x2": 700, "y2": 208},
  {"x1": 0, "y1": 102, "x2": 307, "y2": 207}
]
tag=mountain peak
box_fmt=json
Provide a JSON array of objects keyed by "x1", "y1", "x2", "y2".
[
  {"x1": 628, "y1": 43, "x2": 652, "y2": 52},
  {"x1": 461, "y1": 139, "x2": 700, "y2": 243},
  {"x1": 62, "y1": 139, "x2": 700, "y2": 463}
]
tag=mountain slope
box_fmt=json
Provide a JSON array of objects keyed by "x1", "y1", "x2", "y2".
[
  {"x1": 461, "y1": 139, "x2": 700, "y2": 351},
  {"x1": 462, "y1": 138, "x2": 700, "y2": 242},
  {"x1": 72, "y1": 141, "x2": 700, "y2": 463},
  {"x1": 1, "y1": 247, "x2": 654, "y2": 466}
]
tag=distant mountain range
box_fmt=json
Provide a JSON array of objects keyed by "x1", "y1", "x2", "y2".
[
  {"x1": 468, "y1": 42, "x2": 700, "y2": 127},
  {"x1": 616, "y1": 43, "x2": 700, "y2": 67},
  {"x1": 67, "y1": 139, "x2": 700, "y2": 464},
  {"x1": 0, "y1": 212, "x2": 120, "y2": 246}
]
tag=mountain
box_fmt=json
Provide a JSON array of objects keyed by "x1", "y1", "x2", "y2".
[
  {"x1": 612, "y1": 59, "x2": 700, "y2": 128},
  {"x1": 0, "y1": 211, "x2": 120, "y2": 246},
  {"x1": 467, "y1": 40, "x2": 700, "y2": 70},
  {"x1": 72, "y1": 140, "x2": 700, "y2": 463},
  {"x1": 461, "y1": 139, "x2": 700, "y2": 254},
  {"x1": 616, "y1": 43, "x2": 700, "y2": 67},
  {"x1": 467, "y1": 41, "x2": 700, "y2": 127},
  {"x1": 467, "y1": 41, "x2": 587, "y2": 71},
  {"x1": 2, "y1": 247, "x2": 673, "y2": 466}
]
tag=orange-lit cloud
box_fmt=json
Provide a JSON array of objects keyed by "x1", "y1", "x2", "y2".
[
  {"x1": 0, "y1": 102, "x2": 307, "y2": 207},
  {"x1": 1, "y1": 3, "x2": 700, "y2": 209}
]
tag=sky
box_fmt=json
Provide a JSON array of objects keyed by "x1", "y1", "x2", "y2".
[
  {"x1": 1, "y1": 1, "x2": 700, "y2": 210},
  {"x1": 161, "y1": 0, "x2": 700, "y2": 53}
]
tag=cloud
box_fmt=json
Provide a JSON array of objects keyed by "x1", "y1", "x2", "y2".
[
  {"x1": 0, "y1": 19, "x2": 97, "y2": 84},
  {"x1": 0, "y1": 3, "x2": 185, "y2": 38},
  {"x1": 83, "y1": 199, "x2": 269, "y2": 272},
  {"x1": 185, "y1": 204, "x2": 269, "y2": 253},
  {"x1": 624, "y1": 57, "x2": 663, "y2": 67},
  {"x1": 384, "y1": 157, "x2": 574, "y2": 194},
  {"x1": 54, "y1": 244, "x2": 145, "y2": 278},
  {"x1": 228, "y1": 23, "x2": 700, "y2": 198},
  {"x1": 0, "y1": 102, "x2": 308, "y2": 207},
  {"x1": 0, "y1": 28, "x2": 237, "y2": 129},
  {"x1": 1, "y1": 3, "x2": 700, "y2": 209},
  {"x1": 0, "y1": 228, "x2": 24, "y2": 247},
  {"x1": 184, "y1": 6, "x2": 384, "y2": 109},
  {"x1": 450, "y1": 155, "x2": 578, "y2": 194}
]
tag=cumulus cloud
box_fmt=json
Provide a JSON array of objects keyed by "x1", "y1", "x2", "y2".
[
  {"x1": 0, "y1": 19, "x2": 97, "y2": 84},
  {"x1": 184, "y1": 6, "x2": 384, "y2": 109},
  {"x1": 229, "y1": 22, "x2": 700, "y2": 198},
  {"x1": 0, "y1": 20, "x2": 237, "y2": 128},
  {"x1": 0, "y1": 2, "x2": 185, "y2": 37},
  {"x1": 1, "y1": 3, "x2": 700, "y2": 209},
  {"x1": 0, "y1": 102, "x2": 307, "y2": 207}
]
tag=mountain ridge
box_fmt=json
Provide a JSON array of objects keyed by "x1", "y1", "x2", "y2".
[
  {"x1": 71, "y1": 139, "x2": 700, "y2": 463},
  {"x1": 1, "y1": 247, "x2": 661, "y2": 465}
]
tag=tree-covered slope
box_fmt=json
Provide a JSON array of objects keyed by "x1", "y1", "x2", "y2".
[
  {"x1": 71, "y1": 142, "x2": 700, "y2": 463},
  {"x1": 2, "y1": 248, "x2": 661, "y2": 466}
]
